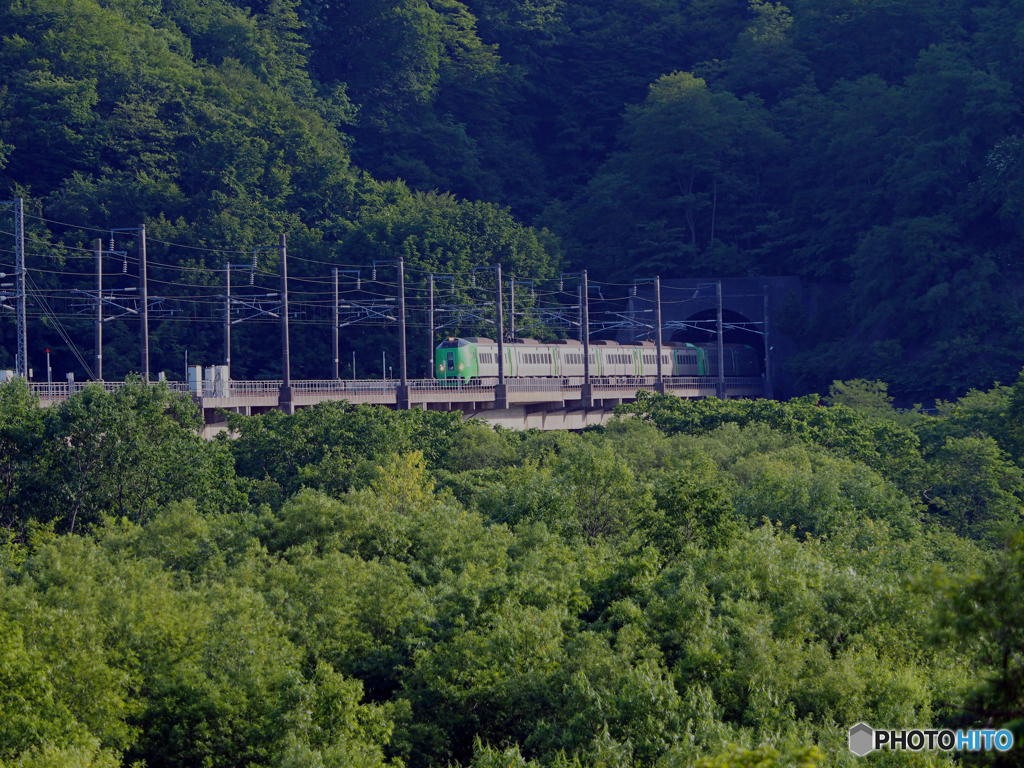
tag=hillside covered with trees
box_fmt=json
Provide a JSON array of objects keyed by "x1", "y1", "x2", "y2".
[
  {"x1": 2, "y1": 0, "x2": 1024, "y2": 397},
  {"x1": 1, "y1": 379, "x2": 1024, "y2": 766}
]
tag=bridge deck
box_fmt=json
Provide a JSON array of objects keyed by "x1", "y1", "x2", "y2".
[{"x1": 30, "y1": 376, "x2": 763, "y2": 408}]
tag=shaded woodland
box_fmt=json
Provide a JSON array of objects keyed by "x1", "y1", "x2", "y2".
[{"x1": 2, "y1": 0, "x2": 1024, "y2": 396}]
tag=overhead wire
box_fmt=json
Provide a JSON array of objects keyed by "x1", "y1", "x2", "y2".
[
  {"x1": 5, "y1": 222, "x2": 658, "y2": 352},
  {"x1": 25, "y1": 272, "x2": 96, "y2": 378}
]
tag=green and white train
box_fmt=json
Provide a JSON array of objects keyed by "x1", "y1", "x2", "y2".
[{"x1": 435, "y1": 337, "x2": 760, "y2": 381}]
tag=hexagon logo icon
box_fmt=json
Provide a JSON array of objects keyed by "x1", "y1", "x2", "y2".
[{"x1": 849, "y1": 723, "x2": 875, "y2": 756}]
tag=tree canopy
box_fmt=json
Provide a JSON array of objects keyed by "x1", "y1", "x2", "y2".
[{"x1": 0, "y1": 378, "x2": 1023, "y2": 765}]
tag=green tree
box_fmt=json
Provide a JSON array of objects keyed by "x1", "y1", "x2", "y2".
[
  {"x1": 572, "y1": 71, "x2": 783, "y2": 278},
  {"x1": 553, "y1": 438, "x2": 653, "y2": 542},
  {"x1": 644, "y1": 457, "x2": 736, "y2": 555},
  {"x1": 0, "y1": 380, "x2": 46, "y2": 532},
  {"x1": 45, "y1": 381, "x2": 243, "y2": 531},
  {"x1": 927, "y1": 437, "x2": 1024, "y2": 545},
  {"x1": 934, "y1": 530, "x2": 1024, "y2": 749}
]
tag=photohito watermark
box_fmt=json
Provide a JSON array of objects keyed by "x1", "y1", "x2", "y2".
[{"x1": 848, "y1": 723, "x2": 1015, "y2": 756}]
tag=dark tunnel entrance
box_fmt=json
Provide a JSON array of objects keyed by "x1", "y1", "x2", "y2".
[{"x1": 669, "y1": 309, "x2": 765, "y2": 374}]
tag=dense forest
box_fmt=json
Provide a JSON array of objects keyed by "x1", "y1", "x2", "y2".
[
  {"x1": 2, "y1": 0, "x2": 1024, "y2": 396},
  {"x1": 1, "y1": 378, "x2": 1024, "y2": 766},
  {"x1": 6, "y1": 2, "x2": 1024, "y2": 763}
]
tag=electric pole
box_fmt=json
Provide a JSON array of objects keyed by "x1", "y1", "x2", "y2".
[
  {"x1": 332, "y1": 268, "x2": 339, "y2": 380},
  {"x1": 495, "y1": 263, "x2": 506, "y2": 408},
  {"x1": 428, "y1": 274, "x2": 434, "y2": 379},
  {"x1": 2, "y1": 198, "x2": 28, "y2": 378},
  {"x1": 509, "y1": 275, "x2": 515, "y2": 341},
  {"x1": 371, "y1": 258, "x2": 409, "y2": 407},
  {"x1": 577, "y1": 286, "x2": 583, "y2": 342},
  {"x1": 279, "y1": 233, "x2": 292, "y2": 414},
  {"x1": 15, "y1": 200, "x2": 26, "y2": 378},
  {"x1": 716, "y1": 280, "x2": 725, "y2": 399},
  {"x1": 582, "y1": 268, "x2": 591, "y2": 408},
  {"x1": 655, "y1": 275, "x2": 663, "y2": 392},
  {"x1": 398, "y1": 257, "x2": 407, "y2": 389},
  {"x1": 94, "y1": 239, "x2": 103, "y2": 380},
  {"x1": 224, "y1": 263, "x2": 231, "y2": 376},
  {"x1": 763, "y1": 287, "x2": 773, "y2": 400},
  {"x1": 139, "y1": 224, "x2": 149, "y2": 381}
]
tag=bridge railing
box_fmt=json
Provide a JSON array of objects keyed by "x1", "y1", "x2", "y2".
[
  {"x1": 27, "y1": 375, "x2": 765, "y2": 404},
  {"x1": 31, "y1": 380, "x2": 190, "y2": 400},
  {"x1": 409, "y1": 378, "x2": 497, "y2": 391},
  {"x1": 292, "y1": 380, "x2": 396, "y2": 394}
]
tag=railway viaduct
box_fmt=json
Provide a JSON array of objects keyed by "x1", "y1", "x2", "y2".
[{"x1": 28, "y1": 375, "x2": 766, "y2": 437}]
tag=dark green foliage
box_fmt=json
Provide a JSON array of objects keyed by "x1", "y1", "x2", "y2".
[
  {"x1": 224, "y1": 400, "x2": 466, "y2": 502},
  {"x1": 934, "y1": 530, "x2": 1024, "y2": 755},
  {"x1": 10, "y1": 0, "x2": 1024, "y2": 756},
  {"x1": 0, "y1": 379, "x2": 244, "y2": 534},
  {"x1": 618, "y1": 391, "x2": 925, "y2": 493},
  {"x1": 6, "y1": 0, "x2": 1024, "y2": 397},
  {"x1": 645, "y1": 458, "x2": 737, "y2": 553},
  {"x1": 4, "y1": 382, "x2": 1024, "y2": 765}
]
